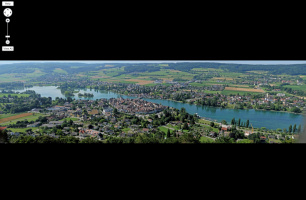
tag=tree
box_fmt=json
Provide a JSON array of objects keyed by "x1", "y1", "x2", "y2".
[
  {"x1": 56, "y1": 129, "x2": 63, "y2": 136},
  {"x1": 293, "y1": 124, "x2": 297, "y2": 133},
  {"x1": 166, "y1": 129, "x2": 170, "y2": 138},
  {"x1": 183, "y1": 122, "x2": 189, "y2": 130},
  {"x1": 215, "y1": 136, "x2": 234, "y2": 143},
  {"x1": 289, "y1": 125, "x2": 292, "y2": 133},
  {"x1": 291, "y1": 107, "x2": 302, "y2": 113},
  {"x1": 210, "y1": 121, "x2": 215, "y2": 127},
  {"x1": 180, "y1": 107, "x2": 186, "y2": 114},
  {"x1": 0, "y1": 129, "x2": 8, "y2": 143},
  {"x1": 172, "y1": 130, "x2": 177, "y2": 138},
  {"x1": 246, "y1": 119, "x2": 249, "y2": 128},
  {"x1": 231, "y1": 118, "x2": 235, "y2": 125},
  {"x1": 298, "y1": 124, "x2": 302, "y2": 133},
  {"x1": 221, "y1": 120, "x2": 227, "y2": 125},
  {"x1": 238, "y1": 118, "x2": 241, "y2": 127}
]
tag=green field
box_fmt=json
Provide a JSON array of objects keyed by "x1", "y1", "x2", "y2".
[
  {"x1": 0, "y1": 113, "x2": 22, "y2": 120},
  {"x1": 158, "y1": 126, "x2": 174, "y2": 134},
  {"x1": 283, "y1": 84, "x2": 306, "y2": 92},
  {"x1": 0, "y1": 113, "x2": 48, "y2": 125},
  {"x1": 122, "y1": 128, "x2": 131, "y2": 132},
  {"x1": 5, "y1": 128, "x2": 30, "y2": 133},
  {"x1": 198, "y1": 119, "x2": 212, "y2": 125},
  {"x1": 189, "y1": 82, "x2": 207, "y2": 87},
  {"x1": 221, "y1": 90, "x2": 261, "y2": 95},
  {"x1": 59, "y1": 117, "x2": 79, "y2": 121},
  {"x1": 191, "y1": 68, "x2": 223, "y2": 72},
  {"x1": 199, "y1": 136, "x2": 215, "y2": 143},
  {"x1": 202, "y1": 90, "x2": 221, "y2": 94},
  {"x1": 0, "y1": 93, "x2": 30, "y2": 97},
  {"x1": 53, "y1": 68, "x2": 68, "y2": 74},
  {"x1": 0, "y1": 69, "x2": 46, "y2": 83}
]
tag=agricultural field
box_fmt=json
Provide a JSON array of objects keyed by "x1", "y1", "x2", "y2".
[
  {"x1": 123, "y1": 79, "x2": 154, "y2": 85},
  {"x1": 212, "y1": 77, "x2": 234, "y2": 81},
  {"x1": 85, "y1": 68, "x2": 198, "y2": 85},
  {"x1": 0, "y1": 113, "x2": 48, "y2": 126},
  {"x1": 0, "y1": 112, "x2": 33, "y2": 124},
  {"x1": 53, "y1": 68, "x2": 68, "y2": 74},
  {"x1": 0, "y1": 69, "x2": 46, "y2": 83},
  {"x1": 229, "y1": 85, "x2": 251, "y2": 88},
  {"x1": 71, "y1": 65, "x2": 251, "y2": 87},
  {"x1": 246, "y1": 70, "x2": 269, "y2": 74},
  {"x1": 221, "y1": 90, "x2": 259, "y2": 96},
  {"x1": 191, "y1": 68, "x2": 223, "y2": 72},
  {"x1": 282, "y1": 84, "x2": 306, "y2": 92},
  {"x1": 224, "y1": 87, "x2": 265, "y2": 93}
]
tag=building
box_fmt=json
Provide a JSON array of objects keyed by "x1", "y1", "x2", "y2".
[
  {"x1": 103, "y1": 107, "x2": 113, "y2": 114},
  {"x1": 277, "y1": 93, "x2": 285, "y2": 97},
  {"x1": 49, "y1": 121, "x2": 64, "y2": 125},
  {"x1": 244, "y1": 131, "x2": 252, "y2": 137},
  {"x1": 27, "y1": 122, "x2": 41, "y2": 128},
  {"x1": 41, "y1": 124, "x2": 56, "y2": 128}
]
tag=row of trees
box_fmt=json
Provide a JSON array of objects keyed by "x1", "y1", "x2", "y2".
[
  {"x1": 230, "y1": 118, "x2": 250, "y2": 128},
  {"x1": 286, "y1": 124, "x2": 301, "y2": 134}
]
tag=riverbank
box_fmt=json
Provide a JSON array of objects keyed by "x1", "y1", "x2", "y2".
[
  {"x1": 10, "y1": 86, "x2": 304, "y2": 130},
  {"x1": 12, "y1": 85, "x2": 306, "y2": 116},
  {"x1": 124, "y1": 91, "x2": 304, "y2": 116}
]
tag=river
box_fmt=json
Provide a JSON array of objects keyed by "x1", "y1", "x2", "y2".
[{"x1": 13, "y1": 86, "x2": 304, "y2": 130}]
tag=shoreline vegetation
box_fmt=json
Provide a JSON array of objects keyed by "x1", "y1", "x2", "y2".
[
  {"x1": 78, "y1": 92, "x2": 94, "y2": 97},
  {"x1": 5, "y1": 84, "x2": 305, "y2": 115},
  {"x1": 0, "y1": 95, "x2": 301, "y2": 144},
  {"x1": 2, "y1": 87, "x2": 302, "y2": 131},
  {"x1": 118, "y1": 92, "x2": 305, "y2": 115},
  {"x1": 3, "y1": 83, "x2": 305, "y2": 116}
]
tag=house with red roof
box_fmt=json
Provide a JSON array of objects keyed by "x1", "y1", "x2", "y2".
[
  {"x1": 221, "y1": 127, "x2": 228, "y2": 131},
  {"x1": 0, "y1": 127, "x2": 7, "y2": 131}
]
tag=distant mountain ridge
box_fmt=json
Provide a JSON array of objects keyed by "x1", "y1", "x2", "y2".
[{"x1": 1, "y1": 62, "x2": 306, "y2": 75}]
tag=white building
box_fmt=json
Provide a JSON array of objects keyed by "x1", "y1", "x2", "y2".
[{"x1": 277, "y1": 93, "x2": 285, "y2": 97}]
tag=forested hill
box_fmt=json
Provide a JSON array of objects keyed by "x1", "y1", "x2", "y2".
[
  {"x1": 122, "y1": 62, "x2": 306, "y2": 75},
  {"x1": 166, "y1": 62, "x2": 306, "y2": 75},
  {"x1": 0, "y1": 62, "x2": 133, "y2": 75},
  {"x1": 1, "y1": 62, "x2": 306, "y2": 76}
]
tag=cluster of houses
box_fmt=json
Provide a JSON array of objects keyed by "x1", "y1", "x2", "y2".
[
  {"x1": 204, "y1": 123, "x2": 286, "y2": 143},
  {"x1": 4, "y1": 98, "x2": 169, "y2": 140},
  {"x1": 108, "y1": 98, "x2": 167, "y2": 114}
]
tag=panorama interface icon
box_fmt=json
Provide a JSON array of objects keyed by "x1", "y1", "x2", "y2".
[
  {"x1": 2, "y1": 1, "x2": 14, "y2": 51},
  {"x1": 3, "y1": 7, "x2": 12, "y2": 17}
]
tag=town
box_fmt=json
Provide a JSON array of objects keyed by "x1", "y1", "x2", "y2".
[
  {"x1": 1, "y1": 61, "x2": 306, "y2": 143},
  {"x1": 0, "y1": 93, "x2": 301, "y2": 143}
]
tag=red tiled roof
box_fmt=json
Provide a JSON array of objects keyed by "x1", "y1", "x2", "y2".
[{"x1": 0, "y1": 127, "x2": 7, "y2": 131}]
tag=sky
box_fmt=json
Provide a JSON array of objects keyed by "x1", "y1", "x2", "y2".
[{"x1": 1, "y1": 60, "x2": 306, "y2": 65}]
